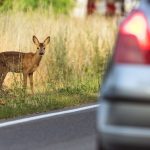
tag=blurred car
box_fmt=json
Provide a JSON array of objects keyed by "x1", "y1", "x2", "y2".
[{"x1": 97, "y1": 0, "x2": 150, "y2": 150}]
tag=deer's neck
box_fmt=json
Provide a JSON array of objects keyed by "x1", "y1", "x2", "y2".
[
  {"x1": 26, "y1": 52, "x2": 43, "y2": 74},
  {"x1": 33, "y1": 52, "x2": 43, "y2": 66}
]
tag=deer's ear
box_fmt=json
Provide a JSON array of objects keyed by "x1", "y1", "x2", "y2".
[
  {"x1": 33, "y1": 35, "x2": 40, "y2": 46},
  {"x1": 44, "y1": 36, "x2": 50, "y2": 46}
]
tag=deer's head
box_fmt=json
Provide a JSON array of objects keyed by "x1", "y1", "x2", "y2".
[{"x1": 33, "y1": 35, "x2": 50, "y2": 56}]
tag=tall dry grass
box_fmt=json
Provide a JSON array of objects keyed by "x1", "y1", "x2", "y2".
[{"x1": 0, "y1": 11, "x2": 117, "y2": 94}]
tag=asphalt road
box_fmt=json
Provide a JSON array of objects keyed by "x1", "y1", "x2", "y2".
[{"x1": 0, "y1": 105, "x2": 97, "y2": 150}]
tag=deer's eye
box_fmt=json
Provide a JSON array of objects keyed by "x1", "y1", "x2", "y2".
[{"x1": 37, "y1": 47, "x2": 39, "y2": 50}]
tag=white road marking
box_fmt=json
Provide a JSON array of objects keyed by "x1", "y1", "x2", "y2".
[{"x1": 0, "y1": 104, "x2": 99, "y2": 128}]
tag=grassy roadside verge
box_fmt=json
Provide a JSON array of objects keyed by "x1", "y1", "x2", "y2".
[{"x1": 0, "y1": 90, "x2": 97, "y2": 119}]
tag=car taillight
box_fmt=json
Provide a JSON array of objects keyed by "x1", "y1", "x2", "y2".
[{"x1": 114, "y1": 10, "x2": 150, "y2": 64}]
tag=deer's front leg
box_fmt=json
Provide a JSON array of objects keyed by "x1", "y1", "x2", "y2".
[
  {"x1": 28, "y1": 73, "x2": 34, "y2": 95},
  {"x1": 0, "y1": 68, "x2": 8, "y2": 89},
  {"x1": 23, "y1": 73, "x2": 27, "y2": 92},
  {"x1": 0, "y1": 73, "x2": 7, "y2": 90}
]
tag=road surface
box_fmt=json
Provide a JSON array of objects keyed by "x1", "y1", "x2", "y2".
[{"x1": 0, "y1": 104, "x2": 98, "y2": 150}]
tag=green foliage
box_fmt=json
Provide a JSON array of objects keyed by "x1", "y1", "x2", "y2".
[
  {"x1": 17, "y1": 0, "x2": 39, "y2": 11},
  {"x1": 47, "y1": 0, "x2": 75, "y2": 14},
  {"x1": 0, "y1": 0, "x2": 75, "y2": 14},
  {"x1": 0, "y1": 0, "x2": 12, "y2": 12}
]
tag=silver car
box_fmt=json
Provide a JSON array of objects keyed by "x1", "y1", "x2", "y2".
[{"x1": 97, "y1": 0, "x2": 150, "y2": 150}]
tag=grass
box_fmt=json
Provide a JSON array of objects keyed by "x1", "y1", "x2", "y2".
[
  {"x1": 0, "y1": 90, "x2": 96, "y2": 119},
  {"x1": 0, "y1": 11, "x2": 117, "y2": 119}
]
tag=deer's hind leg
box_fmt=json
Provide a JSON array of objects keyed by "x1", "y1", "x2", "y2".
[
  {"x1": 0, "y1": 69, "x2": 8, "y2": 89},
  {"x1": 23, "y1": 73, "x2": 28, "y2": 92},
  {"x1": 28, "y1": 73, "x2": 34, "y2": 95}
]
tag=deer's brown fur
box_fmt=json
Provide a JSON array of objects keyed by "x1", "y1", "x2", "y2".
[{"x1": 0, "y1": 35, "x2": 50, "y2": 94}]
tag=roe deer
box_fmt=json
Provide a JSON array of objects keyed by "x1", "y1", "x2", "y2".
[{"x1": 0, "y1": 35, "x2": 50, "y2": 94}]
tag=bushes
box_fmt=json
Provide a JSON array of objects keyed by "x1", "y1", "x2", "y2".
[
  {"x1": 48, "y1": 0, "x2": 74, "y2": 14},
  {"x1": 0, "y1": 0, "x2": 75, "y2": 14}
]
